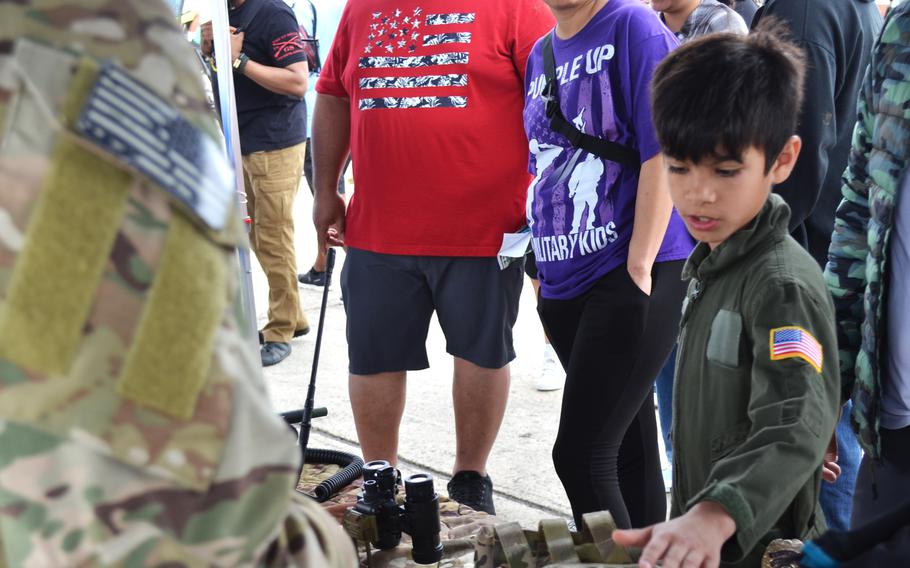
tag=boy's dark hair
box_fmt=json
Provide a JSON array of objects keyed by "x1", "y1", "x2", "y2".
[{"x1": 651, "y1": 21, "x2": 806, "y2": 172}]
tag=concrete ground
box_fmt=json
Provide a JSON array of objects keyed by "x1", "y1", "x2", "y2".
[{"x1": 252, "y1": 177, "x2": 669, "y2": 527}]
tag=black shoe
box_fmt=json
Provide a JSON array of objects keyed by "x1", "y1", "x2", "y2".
[
  {"x1": 259, "y1": 327, "x2": 310, "y2": 345},
  {"x1": 261, "y1": 342, "x2": 291, "y2": 366},
  {"x1": 297, "y1": 268, "x2": 326, "y2": 287},
  {"x1": 447, "y1": 471, "x2": 495, "y2": 515}
]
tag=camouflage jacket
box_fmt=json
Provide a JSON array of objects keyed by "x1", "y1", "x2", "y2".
[
  {"x1": 824, "y1": 2, "x2": 910, "y2": 459},
  {"x1": 0, "y1": 1, "x2": 355, "y2": 566}
]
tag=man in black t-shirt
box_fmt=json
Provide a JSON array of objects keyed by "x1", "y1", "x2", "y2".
[{"x1": 203, "y1": 0, "x2": 310, "y2": 367}]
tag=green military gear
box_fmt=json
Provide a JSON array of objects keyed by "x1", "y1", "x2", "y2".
[
  {"x1": 0, "y1": 1, "x2": 356, "y2": 566},
  {"x1": 350, "y1": 510, "x2": 640, "y2": 568},
  {"x1": 472, "y1": 512, "x2": 639, "y2": 568},
  {"x1": 672, "y1": 195, "x2": 841, "y2": 567}
]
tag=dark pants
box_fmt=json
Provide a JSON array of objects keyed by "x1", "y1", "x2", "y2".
[
  {"x1": 852, "y1": 425, "x2": 910, "y2": 528},
  {"x1": 538, "y1": 261, "x2": 687, "y2": 529}
]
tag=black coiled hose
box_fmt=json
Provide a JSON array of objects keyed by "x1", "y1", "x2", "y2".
[{"x1": 302, "y1": 447, "x2": 364, "y2": 503}]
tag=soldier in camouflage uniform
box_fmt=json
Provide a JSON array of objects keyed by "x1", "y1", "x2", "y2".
[
  {"x1": 0, "y1": 1, "x2": 356, "y2": 565},
  {"x1": 824, "y1": 0, "x2": 910, "y2": 528}
]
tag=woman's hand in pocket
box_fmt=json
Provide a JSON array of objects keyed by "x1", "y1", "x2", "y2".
[{"x1": 628, "y1": 263, "x2": 653, "y2": 296}]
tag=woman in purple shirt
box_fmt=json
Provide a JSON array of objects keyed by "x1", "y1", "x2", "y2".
[{"x1": 524, "y1": 0, "x2": 694, "y2": 529}]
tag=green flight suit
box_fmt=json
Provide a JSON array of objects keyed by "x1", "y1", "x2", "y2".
[{"x1": 670, "y1": 194, "x2": 841, "y2": 567}]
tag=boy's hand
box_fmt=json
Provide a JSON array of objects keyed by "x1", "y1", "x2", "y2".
[
  {"x1": 613, "y1": 501, "x2": 736, "y2": 568},
  {"x1": 822, "y1": 433, "x2": 841, "y2": 483}
]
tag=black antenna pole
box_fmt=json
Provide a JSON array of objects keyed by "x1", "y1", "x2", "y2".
[{"x1": 298, "y1": 247, "x2": 336, "y2": 471}]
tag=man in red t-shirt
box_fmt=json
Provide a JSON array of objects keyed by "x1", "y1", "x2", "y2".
[{"x1": 312, "y1": 1, "x2": 553, "y2": 514}]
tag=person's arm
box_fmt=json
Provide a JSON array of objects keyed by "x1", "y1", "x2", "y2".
[
  {"x1": 628, "y1": 154, "x2": 672, "y2": 295},
  {"x1": 229, "y1": 28, "x2": 308, "y2": 97},
  {"x1": 823, "y1": 65, "x2": 874, "y2": 404},
  {"x1": 311, "y1": 93, "x2": 350, "y2": 251},
  {"x1": 624, "y1": 27, "x2": 679, "y2": 295},
  {"x1": 241, "y1": 59, "x2": 309, "y2": 98},
  {"x1": 705, "y1": 9, "x2": 748, "y2": 35}
]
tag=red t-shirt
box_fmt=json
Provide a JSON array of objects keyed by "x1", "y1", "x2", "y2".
[{"x1": 318, "y1": 0, "x2": 554, "y2": 256}]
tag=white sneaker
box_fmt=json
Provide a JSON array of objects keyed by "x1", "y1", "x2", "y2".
[{"x1": 536, "y1": 345, "x2": 565, "y2": 391}]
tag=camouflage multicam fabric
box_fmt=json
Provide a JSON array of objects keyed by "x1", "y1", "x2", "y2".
[
  {"x1": 824, "y1": 1, "x2": 910, "y2": 459},
  {"x1": 0, "y1": 1, "x2": 355, "y2": 566}
]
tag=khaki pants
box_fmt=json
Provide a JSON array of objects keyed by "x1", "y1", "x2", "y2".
[{"x1": 242, "y1": 142, "x2": 308, "y2": 343}]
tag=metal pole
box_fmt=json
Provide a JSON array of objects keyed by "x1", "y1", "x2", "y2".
[{"x1": 211, "y1": 1, "x2": 259, "y2": 346}]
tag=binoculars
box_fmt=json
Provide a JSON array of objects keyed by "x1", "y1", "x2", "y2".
[{"x1": 343, "y1": 460, "x2": 443, "y2": 565}]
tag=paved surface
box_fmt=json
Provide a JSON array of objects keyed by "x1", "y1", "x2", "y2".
[{"x1": 252, "y1": 179, "x2": 668, "y2": 527}]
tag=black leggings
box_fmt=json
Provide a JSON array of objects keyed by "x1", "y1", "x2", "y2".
[{"x1": 538, "y1": 261, "x2": 687, "y2": 529}]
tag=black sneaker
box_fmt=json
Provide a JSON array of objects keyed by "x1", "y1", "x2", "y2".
[
  {"x1": 261, "y1": 342, "x2": 291, "y2": 366},
  {"x1": 447, "y1": 471, "x2": 495, "y2": 515},
  {"x1": 297, "y1": 268, "x2": 326, "y2": 287}
]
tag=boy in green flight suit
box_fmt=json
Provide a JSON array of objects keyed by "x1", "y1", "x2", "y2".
[{"x1": 613, "y1": 28, "x2": 842, "y2": 568}]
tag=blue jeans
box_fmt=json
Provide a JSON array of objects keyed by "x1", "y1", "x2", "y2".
[
  {"x1": 820, "y1": 401, "x2": 861, "y2": 531},
  {"x1": 655, "y1": 345, "x2": 677, "y2": 463}
]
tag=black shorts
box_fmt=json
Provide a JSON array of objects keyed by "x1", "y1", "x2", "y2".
[{"x1": 341, "y1": 248, "x2": 524, "y2": 375}]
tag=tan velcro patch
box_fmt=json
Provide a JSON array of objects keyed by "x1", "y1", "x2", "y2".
[
  {"x1": 0, "y1": 137, "x2": 129, "y2": 374},
  {"x1": 117, "y1": 214, "x2": 227, "y2": 420}
]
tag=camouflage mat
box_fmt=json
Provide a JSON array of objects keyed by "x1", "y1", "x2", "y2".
[{"x1": 298, "y1": 464, "x2": 500, "y2": 567}]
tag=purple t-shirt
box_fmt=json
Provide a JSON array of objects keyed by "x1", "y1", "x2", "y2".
[{"x1": 523, "y1": 0, "x2": 694, "y2": 300}]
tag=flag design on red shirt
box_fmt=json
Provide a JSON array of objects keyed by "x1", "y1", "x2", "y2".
[
  {"x1": 770, "y1": 326, "x2": 823, "y2": 373},
  {"x1": 358, "y1": 7, "x2": 474, "y2": 110}
]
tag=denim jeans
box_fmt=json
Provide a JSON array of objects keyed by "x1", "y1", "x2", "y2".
[
  {"x1": 655, "y1": 344, "x2": 677, "y2": 463},
  {"x1": 820, "y1": 401, "x2": 862, "y2": 531}
]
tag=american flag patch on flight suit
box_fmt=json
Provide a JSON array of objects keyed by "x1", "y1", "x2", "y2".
[{"x1": 770, "y1": 326, "x2": 823, "y2": 373}]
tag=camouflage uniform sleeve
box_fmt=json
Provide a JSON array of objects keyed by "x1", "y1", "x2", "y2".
[
  {"x1": 823, "y1": 45, "x2": 876, "y2": 403},
  {"x1": 280, "y1": 493, "x2": 359, "y2": 567},
  {"x1": 688, "y1": 280, "x2": 840, "y2": 563}
]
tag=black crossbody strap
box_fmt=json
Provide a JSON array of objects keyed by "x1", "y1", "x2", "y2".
[{"x1": 541, "y1": 32, "x2": 641, "y2": 169}]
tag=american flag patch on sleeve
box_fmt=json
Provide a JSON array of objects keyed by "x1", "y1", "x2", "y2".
[{"x1": 770, "y1": 326, "x2": 823, "y2": 373}]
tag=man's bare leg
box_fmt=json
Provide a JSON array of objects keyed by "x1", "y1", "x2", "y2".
[
  {"x1": 452, "y1": 357, "x2": 510, "y2": 474},
  {"x1": 349, "y1": 371, "x2": 407, "y2": 465}
]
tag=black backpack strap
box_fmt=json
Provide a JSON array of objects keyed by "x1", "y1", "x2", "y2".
[
  {"x1": 309, "y1": 0, "x2": 318, "y2": 38},
  {"x1": 541, "y1": 32, "x2": 641, "y2": 169}
]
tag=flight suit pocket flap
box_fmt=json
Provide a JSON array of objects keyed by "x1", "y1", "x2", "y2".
[{"x1": 707, "y1": 309, "x2": 742, "y2": 368}]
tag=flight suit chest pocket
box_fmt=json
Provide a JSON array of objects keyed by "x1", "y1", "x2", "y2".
[{"x1": 706, "y1": 309, "x2": 743, "y2": 368}]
